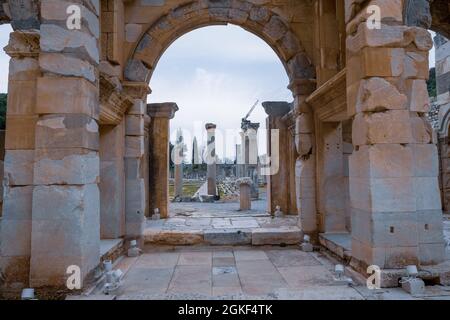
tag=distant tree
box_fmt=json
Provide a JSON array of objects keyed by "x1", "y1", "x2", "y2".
[
  {"x1": 0, "y1": 93, "x2": 6, "y2": 130},
  {"x1": 169, "y1": 141, "x2": 174, "y2": 169},
  {"x1": 427, "y1": 68, "x2": 437, "y2": 98}
]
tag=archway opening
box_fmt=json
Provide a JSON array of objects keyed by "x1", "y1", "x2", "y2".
[{"x1": 147, "y1": 24, "x2": 295, "y2": 224}]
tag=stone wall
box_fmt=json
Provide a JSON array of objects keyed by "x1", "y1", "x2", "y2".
[{"x1": 435, "y1": 34, "x2": 450, "y2": 212}]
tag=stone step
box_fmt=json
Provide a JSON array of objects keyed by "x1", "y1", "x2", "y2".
[{"x1": 143, "y1": 227, "x2": 302, "y2": 246}]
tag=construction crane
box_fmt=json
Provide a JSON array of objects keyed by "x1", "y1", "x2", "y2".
[{"x1": 242, "y1": 99, "x2": 259, "y2": 122}]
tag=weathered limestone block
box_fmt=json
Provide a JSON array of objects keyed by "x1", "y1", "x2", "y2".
[
  {"x1": 124, "y1": 59, "x2": 152, "y2": 82},
  {"x1": 144, "y1": 229, "x2": 203, "y2": 246},
  {"x1": 30, "y1": 184, "x2": 100, "y2": 287},
  {"x1": 35, "y1": 114, "x2": 99, "y2": 150},
  {"x1": 414, "y1": 177, "x2": 442, "y2": 211},
  {"x1": 349, "y1": 144, "x2": 414, "y2": 179},
  {"x1": 403, "y1": 50, "x2": 429, "y2": 79},
  {"x1": 36, "y1": 77, "x2": 99, "y2": 119},
  {"x1": 410, "y1": 114, "x2": 432, "y2": 143},
  {"x1": 287, "y1": 53, "x2": 316, "y2": 80},
  {"x1": 346, "y1": 0, "x2": 404, "y2": 34},
  {"x1": 125, "y1": 136, "x2": 144, "y2": 158},
  {"x1": 9, "y1": 57, "x2": 40, "y2": 81},
  {"x1": 40, "y1": 24, "x2": 99, "y2": 64},
  {"x1": 351, "y1": 237, "x2": 419, "y2": 269},
  {"x1": 352, "y1": 110, "x2": 414, "y2": 146},
  {"x1": 204, "y1": 229, "x2": 252, "y2": 245},
  {"x1": 355, "y1": 77, "x2": 407, "y2": 112},
  {"x1": 411, "y1": 144, "x2": 439, "y2": 177},
  {"x1": 347, "y1": 23, "x2": 433, "y2": 53},
  {"x1": 417, "y1": 210, "x2": 444, "y2": 244},
  {"x1": 134, "y1": 34, "x2": 162, "y2": 68},
  {"x1": 295, "y1": 133, "x2": 313, "y2": 156},
  {"x1": 39, "y1": 53, "x2": 96, "y2": 83},
  {"x1": 295, "y1": 113, "x2": 314, "y2": 134},
  {"x1": 6, "y1": 80, "x2": 36, "y2": 116},
  {"x1": 4, "y1": 150, "x2": 34, "y2": 186},
  {"x1": 9, "y1": 0, "x2": 40, "y2": 30},
  {"x1": 360, "y1": 47, "x2": 405, "y2": 78},
  {"x1": 252, "y1": 227, "x2": 302, "y2": 245},
  {"x1": 5, "y1": 115, "x2": 37, "y2": 150},
  {"x1": 41, "y1": 0, "x2": 100, "y2": 38},
  {"x1": 125, "y1": 114, "x2": 144, "y2": 136},
  {"x1": 33, "y1": 149, "x2": 99, "y2": 185},
  {"x1": 405, "y1": 79, "x2": 430, "y2": 112},
  {"x1": 352, "y1": 209, "x2": 419, "y2": 248}
]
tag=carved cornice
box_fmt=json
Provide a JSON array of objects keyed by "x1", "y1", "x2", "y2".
[
  {"x1": 99, "y1": 74, "x2": 134, "y2": 125},
  {"x1": 305, "y1": 69, "x2": 348, "y2": 122},
  {"x1": 4, "y1": 30, "x2": 39, "y2": 58}
]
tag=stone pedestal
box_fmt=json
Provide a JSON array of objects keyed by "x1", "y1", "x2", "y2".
[
  {"x1": 147, "y1": 103, "x2": 178, "y2": 218},
  {"x1": 205, "y1": 123, "x2": 217, "y2": 197},
  {"x1": 238, "y1": 178, "x2": 252, "y2": 211},
  {"x1": 262, "y1": 102, "x2": 291, "y2": 215}
]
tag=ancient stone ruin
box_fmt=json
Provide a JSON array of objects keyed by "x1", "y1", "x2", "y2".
[{"x1": 0, "y1": 0, "x2": 449, "y2": 299}]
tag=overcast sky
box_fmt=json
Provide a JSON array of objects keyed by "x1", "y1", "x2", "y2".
[{"x1": 0, "y1": 25, "x2": 438, "y2": 160}]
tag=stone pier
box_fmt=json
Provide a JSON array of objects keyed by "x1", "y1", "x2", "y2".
[
  {"x1": 346, "y1": 2, "x2": 445, "y2": 269},
  {"x1": 262, "y1": 102, "x2": 292, "y2": 215},
  {"x1": 147, "y1": 103, "x2": 178, "y2": 219},
  {"x1": 205, "y1": 123, "x2": 217, "y2": 197}
]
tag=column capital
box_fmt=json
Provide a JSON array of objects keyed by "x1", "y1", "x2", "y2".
[
  {"x1": 241, "y1": 120, "x2": 260, "y2": 132},
  {"x1": 4, "y1": 30, "x2": 40, "y2": 58},
  {"x1": 288, "y1": 79, "x2": 316, "y2": 97},
  {"x1": 205, "y1": 123, "x2": 217, "y2": 130},
  {"x1": 262, "y1": 101, "x2": 292, "y2": 118},
  {"x1": 123, "y1": 81, "x2": 152, "y2": 100},
  {"x1": 147, "y1": 103, "x2": 178, "y2": 119}
]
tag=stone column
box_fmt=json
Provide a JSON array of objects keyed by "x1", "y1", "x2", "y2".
[
  {"x1": 346, "y1": 3, "x2": 445, "y2": 269},
  {"x1": 262, "y1": 102, "x2": 291, "y2": 215},
  {"x1": 124, "y1": 98, "x2": 147, "y2": 240},
  {"x1": 99, "y1": 121, "x2": 125, "y2": 239},
  {"x1": 205, "y1": 123, "x2": 217, "y2": 196},
  {"x1": 147, "y1": 103, "x2": 178, "y2": 218},
  {"x1": 30, "y1": 1, "x2": 101, "y2": 288},
  {"x1": 174, "y1": 164, "x2": 183, "y2": 198},
  {"x1": 238, "y1": 178, "x2": 252, "y2": 211},
  {"x1": 291, "y1": 80, "x2": 317, "y2": 238},
  {"x1": 0, "y1": 30, "x2": 40, "y2": 292},
  {"x1": 241, "y1": 120, "x2": 260, "y2": 199},
  {"x1": 174, "y1": 132, "x2": 184, "y2": 198}
]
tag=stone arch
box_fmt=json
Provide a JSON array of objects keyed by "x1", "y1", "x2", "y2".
[
  {"x1": 404, "y1": 0, "x2": 450, "y2": 39},
  {"x1": 124, "y1": 0, "x2": 315, "y2": 90}
]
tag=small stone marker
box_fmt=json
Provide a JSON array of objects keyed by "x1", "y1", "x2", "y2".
[{"x1": 237, "y1": 177, "x2": 252, "y2": 211}]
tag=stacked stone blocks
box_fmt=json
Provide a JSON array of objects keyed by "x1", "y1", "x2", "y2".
[{"x1": 346, "y1": 0, "x2": 445, "y2": 269}]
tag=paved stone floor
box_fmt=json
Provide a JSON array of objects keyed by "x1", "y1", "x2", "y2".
[
  {"x1": 147, "y1": 200, "x2": 298, "y2": 232},
  {"x1": 103, "y1": 246, "x2": 450, "y2": 300}
]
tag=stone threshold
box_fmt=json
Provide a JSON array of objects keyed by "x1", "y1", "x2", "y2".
[
  {"x1": 319, "y1": 232, "x2": 352, "y2": 261},
  {"x1": 143, "y1": 227, "x2": 302, "y2": 246}
]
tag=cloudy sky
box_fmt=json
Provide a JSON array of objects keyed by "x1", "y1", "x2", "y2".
[
  {"x1": 0, "y1": 25, "x2": 437, "y2": 160},
  {"x1": 149, "y1": 25, "x2": 291, "y2": 160}
]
